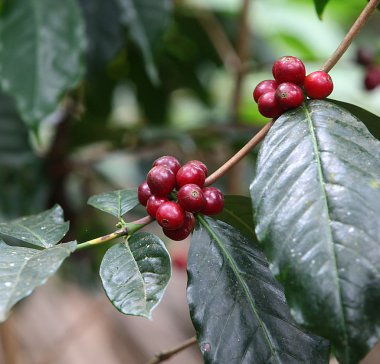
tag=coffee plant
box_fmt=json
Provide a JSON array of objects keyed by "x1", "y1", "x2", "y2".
[{"x1": 0, "y1": 0, "x2": 380, "y2": 363}]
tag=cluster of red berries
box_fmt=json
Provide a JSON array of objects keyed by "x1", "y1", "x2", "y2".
[
  {"x1": 253, "y1": 56, "x2": 334, "y2": 118},
  {"x1": 356, "y1": 48, "x2": 380, "y2": 91},
  {"x1": 138, "y1": 156, "x2": 224, "y2": 241}
]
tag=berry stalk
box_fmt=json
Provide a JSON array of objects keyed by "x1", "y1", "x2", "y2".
[
  {"x1": 321, "y1": 0, "x2": 380, "y2": 73},
  {"x1": 204, "y1": 120, "x2": 274, "y2": 186}
]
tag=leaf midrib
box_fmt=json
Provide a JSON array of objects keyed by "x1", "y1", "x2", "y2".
[
  {"x1": 303, "y1": 104, "x2": 349, "y2": 358},
  {"x1": 198, "y1": 215, "x2": 281, "y2": 364}
]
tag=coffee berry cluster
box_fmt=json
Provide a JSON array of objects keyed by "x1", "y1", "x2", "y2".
[
  {"x1": 356, "y1": 48, "x2": 380, "y2": 91},
  {"x1": 253, "y1": 56, "x2": 334, "y2": 119},
  {"x1": 138, "y1": 156, "x2": 224, "y2": 241}
]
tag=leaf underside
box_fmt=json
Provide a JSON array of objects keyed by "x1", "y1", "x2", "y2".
[
  {"x1": 251, "y1": 100, "x2": 380, "y2": 363},
  {"x1": 0, "y1": 240, "x2": 76, "y2": 322},
  {"x1": 100, "y1": 232, "x2": 171, "y2": 319},
  {"x1": 87, "y1": 189, "x2": 139, "y2": 218},
  {"x1": 0, "y1": 205, "x2": 69, "y2": 248},
  {"x1": 0, "y1": 0, "x2": 86, "y2": 126},
  {"x1": 187, "y1": 218, "x2": 330, "y2": 364}
]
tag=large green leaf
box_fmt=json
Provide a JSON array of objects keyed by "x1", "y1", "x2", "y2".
[
  {"x1": 100, "y1": 232, "x2": 171, "y2": 318},
  {"x1": 117, "y1": 0, "x2": 172, "y2": 84},
  {"x1": 214, "y1": 195, "x2": 257, "y2": 241},
  {"x1": 0, "y1": 205, "x2": 69, "y2": 248},
  {"x1": 251, "y1": 100, "x2": 380, "y2": 363},
  {"x1": 188, "y1": 217, "x2": 330, "y2": 364},
  {"x1": 88, "y1": 189, "x2": 139, "y2": 218},
  {"x1": 328, "y1": 99, "x2": 380, "y2": 140},
  {"x1": 0, "y1": 0, "x2": 86, "y2": 127},
  {"x1": 0, "y1": 240, "x2": 76, "y2": 322}
]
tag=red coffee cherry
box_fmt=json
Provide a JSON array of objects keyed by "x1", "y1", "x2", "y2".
[
  {"x1": 156, "y1": 202, "x2": 185, "y2": 230},
  {"x1": 253, "y1": 80, "x2": 278, "y2": 103},
  {"x1": 187, "y1": 160, "x2": 208, "y2": 177},
  {"x1": 201, "y1": 187, "x2": 224, "y2": 215},
  {"x1": 275, "y1": 82, "x2": 304, "y2": 110},
  {"x1": 176, "y1": 163, "x2": 206, "y2": 188},
  {"x1": 137, "y1": 181, "x2": 152, "y2": 206},
  {"x1": 146, "y1": 195, "x2": 169, "y2": 218},
  {"x1": 364, "y1": 66, "x2": 380, "y2": 90},
  {"x1": 257, "y1": 91, "x2": 282, "y2": 118},
  {"x1": 153, "y1": 156, "x2": 181, "y2": 175},
  {"x1": 163, "y1": 212, "x2": 196, "y2": 241},
  {"x1": 272, "y1": 56, "x2": 306, "y2": 85},
  {"x1": 147, "y1": 166, "x2": 176, "y2": 196},
  {"x1": 304, "y1": 71, "x2": 334, "y2": 99},
  {"x1": 177, "y1": 184, "x2": 206, "y2": 213}
]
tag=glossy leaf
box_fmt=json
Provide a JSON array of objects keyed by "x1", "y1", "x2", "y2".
[
  {"x1": 328, "y1": 99, "x2": 380, "y2": 140},
  {"x1": 251, "y1": 100, "x2": 380, "y2": 363},
  {"x1": 88, "y1": 189, "x2": 139, "y2": 218},
  {"x1": 117, "y1": 0, "x2": 172, "y2": 84},
  {"x1": 0, "y1": 205, "x2": 69, "y2": 248},
  {"x1": 188, "y1": 217, "x2": 330, "y2": 364},
  {"x1": 0, "y1": 0, "x2": 86, "y2": 126},
  {"x1": 100, "y1": 232, "x2": 171, "y2": 318},
  {"x1": 214, "y1": 195, "x2": 257, "y2": 241},
  {"x1": 313, "y1": 0, "x2": 329, "y2": 18},
  {"x1": 0, "y1": 240, "x2": 76, "y2": 322}
]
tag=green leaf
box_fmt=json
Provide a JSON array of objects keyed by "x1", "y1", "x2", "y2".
[
  {"x1": 328, "y1": 99, "x2": 380, "y2": 140},
  {"x1": 188, "y1": 217, "x2": 330, "y2": 364},
  {"x1": 100, "y1": 232, "x2": 171, "y2": 318},
  {"x1": 88, "y1": 189, "x2": 139, "y2": 218},
  {"x1": 0, "y1": 205, "x2": 69, "y2": 248},
  {"x1": 251, "y1": 100, "x2": 380, "y2": 363},
  {"x1": 0, "y1": 0, "x2": 86, "y2": 127},
  {"x1": 313, "y1": 0, "x2": 329, "y2": 19},
  {"x1": 214, "y1": 195, "x2": 257, "y2": 241},
  {"x1": 0, "y1": 240, "x2": 76, "y2": 322},
  {"x1": 117, "y1": 0, "x2": 172, "y2": 84}
]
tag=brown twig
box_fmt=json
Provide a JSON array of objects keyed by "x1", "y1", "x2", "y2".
[
  {"x1": 321, "y1": 0, "x2": 380, "y2": 73},
  {"x1": 145, "y1": 336, "x2": 197, "y2": 364},
  {"x1": 205, "y1": 121, "x2": 274, "y2": 186}
]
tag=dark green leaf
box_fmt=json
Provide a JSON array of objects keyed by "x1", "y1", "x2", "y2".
[
  {"x1": 117, "y1": 0, "x2": 172, "y2": 84},
  {"x1": 88, "y1": 189, "x2": 139, "y2": 218},
  {"x1": 0, "y1": 240, "x2": 76, "y2": 322},
  {"x1": 214, "y1": 195, "x2": 257, "y2": 241},
  {"x1": 328, "y1": 99, "x2": 380, "y2": 140},
  {"x1": 313, "y1": 0, "x2": 329, "y2": 19},
  {"x1": 100, "y1": 232, "x2": 171, "y2": 318},
  {"x1": 78, "y1": 0, "x2": 123, "y2": 70},
  {"x1": 0, "y1": 0, "x2": 86, "y2": 126},
  {"x1": 0, "y1": 205, "x2": 69, "y2": 248},
  {"x1": 188, "y1": 217, "x2": 330, "y2": 364},
  {"x1": 251, "y1": 100, "x2": 380, "y2": 363}
]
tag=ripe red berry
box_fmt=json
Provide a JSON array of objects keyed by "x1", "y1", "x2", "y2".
[
  {"x1": 176, "y1": 163, "x2": 206, "y2": 188},
  {"x1": 147, "y1": 166, "x2": 176, "y2": 196},
  {"x1": 163, "y1": 212, "x2": 196, "y2": 241},
  {"x1": 272, "y1": 56, "x2": 306, "y2": 85},
  {"x1": 187, "y1": 160, "x2": 208, "y2": 177},
  {"x1": 156, "y1": 202, "x2": 185, "y2": 230},
  {"x1": 253, "y1": 80, "x2": 278, "y2": 103},
  {"x1": 257, "y1": 91, "x2": 282, "y2": 118},
  {"x1": 137, "y1": 181, "x2": 152, "y2": 206},
  {"x1": 146, "y1": 195, "x2": 169, "y2": 218},
  {"x1": 275, "y1": 82, "x2": 304, "y2": 110},
  {"x1": 201, "y1": 187, "x2": 224, "y2": 215},
  {"x1": 364, "y1": 66, "x2": 380, "y2": 90},
  {"x1": 177, "y1": 184, "x2": 206, "y2": 213},
  {"x1": 304, "y1": 71, "x2": 334, "y2": 99},
  {"x1": 153, "y1": 156, "x2": 181, "y2": 175}
]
